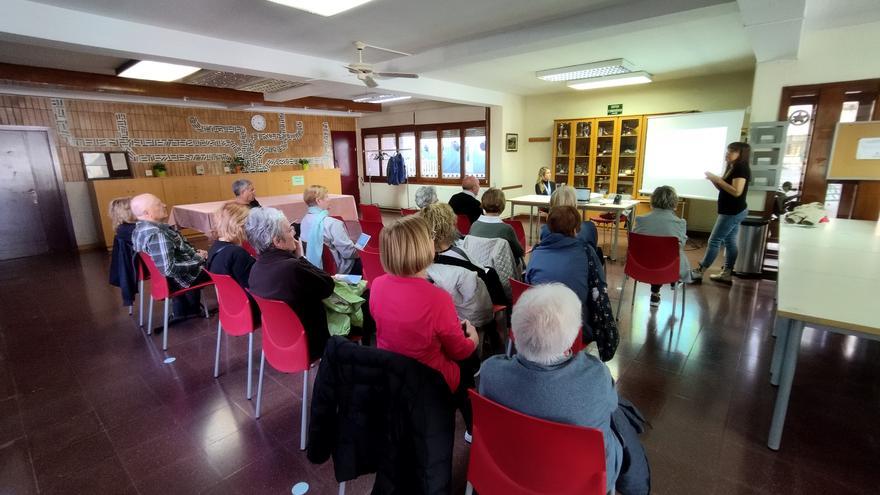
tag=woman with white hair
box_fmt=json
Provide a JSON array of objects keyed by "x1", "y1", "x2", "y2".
[
  {"x1": 538, "y1": 185, "x2": 598, "y2": 250},
  {"x1": 414, "y1": 185, "x2": 439, "y2": 209},
  {"x1": 246, "y1": 207, "x2": 334, "y2": 361},
  {"x1": 479, "y1": 284, "x2": 649, "y2": 494},
  {"x1": 631, "y1": 185, "x2": 691, "y2": 308}
]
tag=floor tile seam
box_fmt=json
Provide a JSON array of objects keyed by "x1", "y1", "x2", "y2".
[{"x1": 8, "y1": 391, "x2": 42, "y2": 495}]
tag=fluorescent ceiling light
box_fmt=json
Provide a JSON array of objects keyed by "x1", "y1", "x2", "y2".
[
  {"x1": 352, "y1": 94, "x2": 411, "y2": 103},
  {"x1": 536, "y1": 58, "x2": 635, "y2": 82},
  {"x1": 567, "y1": 71, "x2": 652, "y2": 91},
  {"x1": 267, "y1": 0, "x2": 373, "y2": 16},
  {"x1": 117, "y1": 61, "x2": 201, "y2": 82}
]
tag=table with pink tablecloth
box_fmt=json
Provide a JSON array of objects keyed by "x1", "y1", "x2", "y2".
[{"x1": 169, "y1": 194, "x2": 359, "y2": 235}]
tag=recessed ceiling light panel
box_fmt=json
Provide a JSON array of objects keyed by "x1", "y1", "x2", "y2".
[
  {"x1": 566, "y1": 71, "x2": 652, "y2": 91},
  {"x1": 117, "y1": 61, "x2": 201, "y2": 82},
  {"x1": 352, "y1": 94, "x2": 411, "y2": 103},
  {"x1": 536, "y1": 58, "x2": 636, "y2": 82},
  {"x1": 267, "y1": 0, "x2": 374, "y2": 16}
]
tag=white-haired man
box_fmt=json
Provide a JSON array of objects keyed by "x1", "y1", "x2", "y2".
[
  {"x1": 478, "y1": 283, "x2": 650, "y2": 494},
  {"x1": 131, "y1": 193, "x2": 208, "y2": 322}
]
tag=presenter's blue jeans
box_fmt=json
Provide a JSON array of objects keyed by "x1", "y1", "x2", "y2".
[{"x1": 700, "y1": 209, "x2": 748, "y2": 270}]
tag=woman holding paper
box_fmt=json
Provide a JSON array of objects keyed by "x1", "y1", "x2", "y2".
[
  {"x1": 691, "y1": 142, "x2": 751, "y2": 284},
  {"x1": 300, "y1": 185, "x2": 362, "y2": 275}
]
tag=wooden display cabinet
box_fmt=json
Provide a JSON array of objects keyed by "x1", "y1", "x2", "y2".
[{"x1": 552, "y1": 115, "x2": 646, "y2": 197}]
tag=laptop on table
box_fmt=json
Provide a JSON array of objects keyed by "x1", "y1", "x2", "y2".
[{"x1": 575, "y1": 187, "x2": 591, "y2": 204}]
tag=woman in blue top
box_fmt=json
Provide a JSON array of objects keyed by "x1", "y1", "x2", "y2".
[{"x1": 691, "y1": 142, "x2": 751, "y2": 285}]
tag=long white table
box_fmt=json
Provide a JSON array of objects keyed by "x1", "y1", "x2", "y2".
[
  {"x1": 767, "y1": 219, "x2": 880, "y2": 450},
  {"x1": 169, "y1": 193, "x2": 358, "y2": 236},
  {"x1": 507, "y1": 194, "x2": 639, "y2": 260}
]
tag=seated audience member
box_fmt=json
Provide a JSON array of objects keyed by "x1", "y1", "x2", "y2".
[
  {"x1": 420, "y1": 203, "x2": 495, "y2": 327},
  {"x1": 232, "y1": 179, "x2": 260, "y2": 208},
  {"x1": 479, "y1": 284, "x2": 649, "y2": 495},
  {"x1": 108, "y1": 197, "x2": 138, "y2": 307},
  {"x1": 415, "y1": 185, "x2": 439, "y2": 209},
  {"x1": 632, "y1": 185, "x2": 691, "y2": 308},
  {"x1": 526, "y1": 206, "x2": 590, "y2": 339},
  {"x1": 369, "y1": 215, "x2": 480, "y2": 441},
  {"x1": 539, "y1": 185, "x2": 599, "y2": 250},
  {"x1": 448, "y1": 176, "x2": 483, "y2": 225},
  {"x1": 131, "y1": 193, "x2": 208, "y2": 320},
  {"x1": 301, "y1": 185, "x2": 362, "y2": 275},
  {"x1": 207, "y1": 202, "x2": 256, "y2": 289},
  {"x1": 246, "y1": 207, "x2": 334, "y2": 361},
  {"x1": 469, "y1": 188, "x2": 525, "y2": 262}
]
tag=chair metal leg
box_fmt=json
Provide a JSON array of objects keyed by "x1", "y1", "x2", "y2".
[
  {"x1": 138, "y1": 280, "x2": 145, "y2": 327},
  {"x1": 128, "y1": 305, "x2": 133, "y2": 315},
  {"x1": 630, "y1": 279, "x2": 637, "y2": 309},
  {"x1": 338, "y1": 482, "x2": 346, "y2": 495},
  {"x1": 465, "y1": 482, "x2": 474, "y2": 495},
  {"x1": 162, "y1": 298, "x2": 170, "y2": 350},
  {"x1": 505, "y1": 338, "x2": 513, "y2": 358},
  {"x1": 213, "y1": 320, "x2": 222, "y2": 378},
  {"x1": 246, "y1": 333, "x2": 254, "y2": 400},
  {"x1": 300, "y1": 369, "x2": 309, "y2": 451},
  {"x1": 671, "y1": 284, "x2": 678, "y2": 315},
  {"x1": 680, "y1": 282, "x2": 686, "y2": 318},
  {"x1": 615, "y1": 275, "x2": 628, "y2": 320},
  {"x1": 255, "y1": 350, "x2": 266, "y2": 418},
  {"x1": 203, "y1": 292, "x2": 210, "y2": 319},
  {"x1": 147, "y1": 296, "x2": 154, "y2": 335}
]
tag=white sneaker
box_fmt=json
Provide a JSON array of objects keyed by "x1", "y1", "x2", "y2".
[{"x1": 464, "y1": 431, "x2": 472, "y2": 444}]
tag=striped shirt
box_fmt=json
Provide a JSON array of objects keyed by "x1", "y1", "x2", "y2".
[{"x1": 132, "y1": 220, "x2": 204, "y2": 288}]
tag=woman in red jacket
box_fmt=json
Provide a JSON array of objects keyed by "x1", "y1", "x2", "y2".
[{"x1": 369, "y1": 215, "x2": 480, "y2": 441}]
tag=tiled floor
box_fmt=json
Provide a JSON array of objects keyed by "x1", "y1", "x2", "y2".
[{"x1": 1, "y1": 236, "x2": 878, "y2": 494}]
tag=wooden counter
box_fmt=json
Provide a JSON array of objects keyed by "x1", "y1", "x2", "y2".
[{"x1": 88, "y1": 169, "x2": 342, "y2": 248}]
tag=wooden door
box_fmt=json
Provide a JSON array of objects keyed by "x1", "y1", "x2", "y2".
[{"x1": 332, "y1": 131, "x2": 360, "y2": 205}]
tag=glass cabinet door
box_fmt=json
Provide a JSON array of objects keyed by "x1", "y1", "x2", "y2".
[
  {"x1": 554, "y1": 121, "x2": 572, "y2": 186},
  {"x1": 573, "y1": 120, "x2": 592, "y2": 189},
  {"x1": 615, "y1": 117, "x2": 641, "y2": 196},
  {"x1": 593, "y1": 119, "x2": 616, "y2": 194}
]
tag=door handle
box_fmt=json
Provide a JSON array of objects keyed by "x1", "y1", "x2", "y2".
[{"x1": 28, "y1": 188, "x2": 38, "y2": 205}]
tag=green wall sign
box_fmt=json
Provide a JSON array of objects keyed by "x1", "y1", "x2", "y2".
[
  {"x1": 607, "y1": 104, "x2": 623, "y2": 116},
  {"x1": 292, "y1": 175, "x2": 305, "y2": 186}
]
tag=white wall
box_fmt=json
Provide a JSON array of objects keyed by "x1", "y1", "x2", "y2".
[
  {"x1": 520, "y1": 71, "x2": 755, "y2": 231},
  {"x1": 751, "y1": 19, "x2": 880, "y2": 121},
  {"x1": 64, "y1": 181, "x2": 99, "y2": 246}
]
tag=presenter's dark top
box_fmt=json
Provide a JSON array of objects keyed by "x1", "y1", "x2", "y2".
[{"x1": 717, "y1": 162, "x2": 750, "y2": 215}]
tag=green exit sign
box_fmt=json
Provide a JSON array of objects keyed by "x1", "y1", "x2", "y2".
[{"x1": 607, "y1": 104, "x2": 623, "y2": 115}]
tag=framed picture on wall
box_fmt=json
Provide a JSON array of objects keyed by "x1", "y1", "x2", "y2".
[
  {"x1": 81, "y1": 152, "x2": 133, "y2": 180},
  {"x1": 506, "y1": 133, "x2": 518, "y2": 152}
]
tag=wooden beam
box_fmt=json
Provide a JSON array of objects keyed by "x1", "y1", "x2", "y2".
[
  {"x1": 272, "y1": 96, "x2": 381, "y2": 113},
  {"x1": 528, "y1": 137, "x2": 550, "y2": 142},
  {"x1": 0, "y1": 62, "x2": 265, "y2": 105}
]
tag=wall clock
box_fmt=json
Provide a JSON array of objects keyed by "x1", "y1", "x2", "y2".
[{"x1": 250, "y1": 114, "x2": 267, "y2": 131}]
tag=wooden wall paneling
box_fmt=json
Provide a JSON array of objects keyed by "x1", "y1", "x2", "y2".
[
  {"x1": 217, "y1": 173, "x2": 271, "y2": 201},
  {"x1": 265, "y1": 171, "x2": 300, "y2": 195},
  {"x1": 89, "y1": 178, "x2": 166, "y2": 248},
  {"x1": 305, "y1": 168, "x2": 342, "y2": 194},
  {"x1": 161, "y1": 176, "x2": 223, "y2": 207}
]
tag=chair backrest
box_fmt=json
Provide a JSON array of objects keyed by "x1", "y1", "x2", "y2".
[
  {"x1": 321, "y1": 245, "x2": 338, "y2": 275},
  {"x1": 359, "y1": 247, "x2": 386, "y2": 285},
  {"x1": 467, "y1": 390, "x2": 606, "y2": 495},
  {"x1": 400, "y1": 208, "x2": 419, "y2": 216},
  {"x1": 248, "y1": 291, "x2": 312, "y2": 372},
  {"x1": 359, "y1": 204, "x2": 383, "y2": 223},
  {"x1": 358, "y1": 220, "x2": 383, "y2": 250},
  {"x1": 509, "y1": 278, "x2": 532, "y2": 306},
  {"x1": 241, "y1": 240, "x2": 257, "y2": 257},
  {"x1": 625, "y1": 232, "x2": 680, "y2": 285},
  {"x1": 205, "y1": 271, "x2": 256, "y2": 336},
  {"x1": 456, "y1": 214, "x2": 472, "y2": 235},
  {"x1": 503, "y1": 218, "x2": 527, "y2": 251},
  {"x1": 134, "y1": 254, "x2": 151, "y2": 282},
  {"x1": 138, "y1": 252, "x2": 170, "y2": 299}
]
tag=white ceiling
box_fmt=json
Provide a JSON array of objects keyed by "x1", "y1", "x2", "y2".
[{"x1": 2, "y1": 0, "x2": 880, "y2": 105}]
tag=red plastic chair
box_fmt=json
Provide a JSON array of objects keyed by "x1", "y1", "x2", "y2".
[
  {"x1": 465, "y1": 390, "x2": 606, "y2": 495},
  {"x1": 321, "y1": 245, "x2": 338, "y2": 275},
  {"x1": 249, "y1": 292, "x2": 317, "y2": 451},
  {"x1": 138, "y1": 252, "x2": 214, "y2": 350},
  {"x1": 616, "y1": 232, "x2": 685, "y2": 320},
  {"x1": 358, "y1": 220, "x2": 383, "y2": 250},
  {"x1": 205, "y1": 271, "x2": 258, "y2": 400},
  {"x1": 400, "y1": 208, "x2": 419, "y2": 216},
  {"x1": 359, "y1": 204, "x2": 383, "y2": 223},
  {"x1": 359, "y1": 247, "x2": 385, "y2": 286},
  {"x1": 591, "y1": 213, "x2": 627, "y2": 252},
  {"x1": 510, "y1": 278, "x2": 531, "y2": 306},
  {"x1": 136, "y1": 255, "x2": 151, "y2": 328},
  {"x1": 503, "y1": 218, "x2": 528, "y2": 253},
  {"x1": 241, "y1": 240, "x2": 257, "y2": 257},
  {"x1": 457, "y1": 214, "x2": 472, "y2": 235}
]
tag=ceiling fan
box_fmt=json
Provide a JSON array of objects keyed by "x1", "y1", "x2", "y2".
[{"x1": 345, "y1": 41, "x2": 419, "y2": 88}]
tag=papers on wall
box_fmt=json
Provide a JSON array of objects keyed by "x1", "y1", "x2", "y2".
[{"x1": 855, "y1": 137, "x2": 880, "y2": 160}]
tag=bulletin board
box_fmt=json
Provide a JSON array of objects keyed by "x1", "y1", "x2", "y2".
[{"x1": 827, "y1": 121, "x2": 880, "y2": 180}]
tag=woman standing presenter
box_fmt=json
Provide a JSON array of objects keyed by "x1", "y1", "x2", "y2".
[{"x1": 691, "y1": 142, "x2": 751, "y2": 285}]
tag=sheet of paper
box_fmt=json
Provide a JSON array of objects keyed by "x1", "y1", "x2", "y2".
[{"x1": 855, "y1": 137, "x2": 880, "y2": 160}]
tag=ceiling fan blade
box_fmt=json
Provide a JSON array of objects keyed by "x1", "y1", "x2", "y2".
[
  {"x1": 363, "y1": 75, "x2": 379, "y2": 88},
  {"x1": 375, "y1": 72, "x2": 419, "y2": 79}
]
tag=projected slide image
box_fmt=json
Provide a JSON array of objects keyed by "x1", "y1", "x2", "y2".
[{"x1": 644, "y1": 127, "x2": 727, "y2": 180}]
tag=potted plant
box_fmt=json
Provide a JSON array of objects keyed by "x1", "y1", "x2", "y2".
[
  {"x1": 298, "y1": 158, "x2": 310, "y2": 171},
  {"x1": 152, "y1": 162, "x2": 167, "y2": 177},
  {"x1": 229, "y1": 157, "x2": 246, "y2": 174}
]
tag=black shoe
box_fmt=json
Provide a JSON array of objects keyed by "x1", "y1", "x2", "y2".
[{"x1": 649, "y1": 293, "x2": 661, "y2": 308}]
